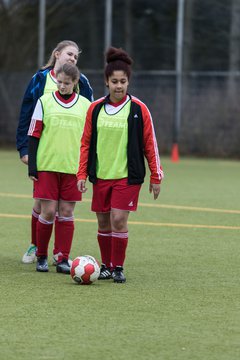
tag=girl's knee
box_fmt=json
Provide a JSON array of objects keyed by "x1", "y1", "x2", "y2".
[
  {"x1": 97, "y1": 213, "x2": 111, "y2": 231},
  {"x1": 111, "y1": 211, "x2": 128, "y2": 232},
  {"x1": 58, "y1": 203, "x2": 75, "y2": 218}
]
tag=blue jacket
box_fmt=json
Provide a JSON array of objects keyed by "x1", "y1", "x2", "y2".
[{"x1": 16, "y1": 67, "x2": 94, "y2": 158}]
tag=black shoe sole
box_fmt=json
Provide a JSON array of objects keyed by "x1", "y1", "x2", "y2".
[
  {"x1": 56, "y1": 267, "x2": 70, "y2": 275},
  {"x1": 113, "y1": 278, "x2": 126, "y2": 283},
  {"x1": 36, "y1": 268, "x2": 49, "y2": 272}
]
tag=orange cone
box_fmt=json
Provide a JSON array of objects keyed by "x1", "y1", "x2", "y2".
[{"x1": 171, "y1": 143, "x2": 179, "y2": 162}]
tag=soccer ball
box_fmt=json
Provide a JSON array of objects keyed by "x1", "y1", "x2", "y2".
[{"x1": 70, "y1": 255, "x2": 100, "y2": 285}]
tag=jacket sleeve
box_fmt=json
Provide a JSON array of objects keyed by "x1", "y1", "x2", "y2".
[
  {"x1": 76, "y1": 104, "x2": 94, "y2": 180},
  {"x1": 79, "y1": 74, "x2": 94, "y2": 102},
  {"x1": 28, "y1": 136, "x2": 39, "y2": 178},
  {"x1": 16, "y1": 73, "x2": 41, "y2": 158},
  {"x1": 141, "y1": 104, "x2": 164, "y2": 184}
]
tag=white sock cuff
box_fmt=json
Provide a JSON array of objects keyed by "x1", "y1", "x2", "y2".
[
  {"x1": 32, "y1": 209, "x2": 40, "y2": 219},
  {"x1": 112, "y1": 231, "x2": 128, "y2": 239},
  {"x1": 97, "y1": 231, "x2": 112, "y2": 237},
  {"x1": 38, "y1": 215, "x2": 54, "y2": 225},
  {"x1": 57, "y1": 216, "x2": 74, "y2": 222}
]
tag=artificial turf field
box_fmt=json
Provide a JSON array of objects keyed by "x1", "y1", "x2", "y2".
[{"x1": 0, "y1": 149, "x2": 240, "y2": 360}]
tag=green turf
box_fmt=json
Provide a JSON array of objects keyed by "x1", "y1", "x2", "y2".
[{"x1": 0, "y1": 150, "x2": 240, "y2": 360}]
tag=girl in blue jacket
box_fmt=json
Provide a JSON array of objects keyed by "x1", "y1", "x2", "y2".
[{"x1": 16, "y1": 40, "x2": 93, "y2": 265}]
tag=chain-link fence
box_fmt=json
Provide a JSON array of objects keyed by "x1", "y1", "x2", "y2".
[{"x1": 1, "y1": 0, "x2": 240, "y2": 158}]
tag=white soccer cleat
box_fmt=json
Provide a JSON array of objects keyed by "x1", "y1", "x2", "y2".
[{"x1": 22, "y1": 244, "x2": 37, "y2": 264}]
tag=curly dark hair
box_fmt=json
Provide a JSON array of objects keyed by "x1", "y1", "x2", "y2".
[{"x1": 104, "y1": 47, "x2": 133, "y2": 80}]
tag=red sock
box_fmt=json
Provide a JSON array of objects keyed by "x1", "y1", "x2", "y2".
[
  {"x1": 31, "y1": 209, "x2": 40, "y2": 246},
  {"x1": 53, "y1": 214, "x2": 60, "y2": 255},
  {"x1": 97, "y1": 231, "x2": 112, "y2": 268},
  {"x1": 111, "y1": 231, "x2": 128, "y2": 268},
  {"x1": 54, "y1": 216, "x2": 74, "y2": 261},
  {"x1": 36, "y1": 216, "x2": 53, "y2": 257}
]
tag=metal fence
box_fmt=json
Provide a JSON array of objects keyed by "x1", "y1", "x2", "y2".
[
  {"x1": 1, "y1": 0, "x2": 240, "y2": 158},
  {"x1": 1, "y1": 70, "x2": 240, "y2": 158}
]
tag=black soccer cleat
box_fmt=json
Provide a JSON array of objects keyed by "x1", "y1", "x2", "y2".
[
  {"x1": 56, "y1": 258, "x2": 71, "y2": 274},
  {"x1": 112, "y1": 266, "x2": 126, "y2": 283},
  {"x1": 98, "y1": 264, "x2": 112, "y2": 280},
  {"x1": 36, "y1": 256, "x2": 49, "y2": 272}
]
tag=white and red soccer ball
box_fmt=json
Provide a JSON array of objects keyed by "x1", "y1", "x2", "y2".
[{"x1": 70, "y1": 255, "x2": 100, "y2": 285}]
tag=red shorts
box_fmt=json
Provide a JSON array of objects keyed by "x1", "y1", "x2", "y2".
[
  {"x1": 33, "y1": 171, "x2": 82, "y2": 202},
  {"x1": 92, "y1": 178, "x2": 141, "y2": 213}
]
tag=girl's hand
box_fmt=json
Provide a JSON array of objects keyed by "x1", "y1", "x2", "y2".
[
  {"x1": 77, "y1": 180, "x2": 88, "y2": 193},
  {"x1": 149, "y1": 183, "x2": 161, "y2": 200},
  {"x1": 21, "y1": 155, "x2": 28, "y2": 165},
  {"x1": 28, "y1": 169, "x2": 38, "y2": 181}
]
